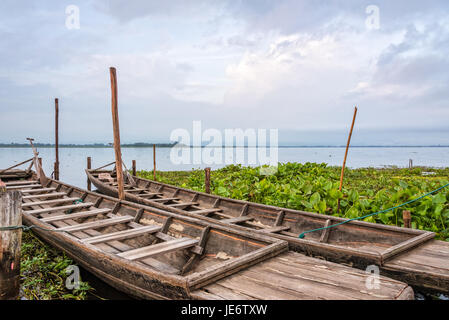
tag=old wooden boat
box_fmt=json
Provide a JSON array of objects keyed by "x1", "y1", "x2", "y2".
[
  {"x1": 87, "y1": 167, "x2": 449, "y2": 294},
  {"x1": 0, "y1": 163, "x2": 414, "y2": 300}
]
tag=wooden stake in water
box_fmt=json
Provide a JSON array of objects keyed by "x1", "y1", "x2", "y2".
[
  {"x1": 403, "y1": 210, "x2": 411, "y2": 228},
  {"x1": 337, "y1": 106, "x2": 358, "y2": 213},
  {"x1": 0, "y1": 190, "x2": 22, "y2": 300},
  {"x1": 153, "y1": 144, "x2": 156, "y2": 181},
  {"x1": 54, "y1": 98, "x2": 60, "y2": 180},
  {"x1": 132, "y1": 160, "x2": 136, "y2": 177},
  {"x1": 205, "y1": 167, "x2": 211, "y2": 194},
  {"x1": 110, "y1": 67, "x2": 125, "y2": 200},
  {"x1": 87, "y1": 157, "x2": 92, "y2": 191}
]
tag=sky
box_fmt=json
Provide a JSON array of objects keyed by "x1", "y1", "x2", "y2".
[{"x1": 0, "y1": 0, "x2": 448, "y2": 146}]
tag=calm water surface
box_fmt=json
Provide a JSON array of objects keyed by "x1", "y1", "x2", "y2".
[{"x1": 1, "y1": 147, "x2": 448, "y2": 188}]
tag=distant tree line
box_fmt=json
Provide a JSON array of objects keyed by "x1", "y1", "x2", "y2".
[{"x1": 0, "y1": 142, "x2": 178, "y2": 148}]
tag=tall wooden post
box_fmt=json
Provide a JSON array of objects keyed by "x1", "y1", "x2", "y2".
[
  {"x1": 87, "y1": 157, "x2": 92, "y2": 191},
  {"x1": 132, "y1": 160, "x2": 136, "y2": 176},
  {"x1": 153, "y1": 144, "x2": 156, "y2": 181},
  {"x1": 0, "y1": 190, "x2": 22, "y2": 300},
  {"x1": 337, "y1": 106, "x2": 358, "y2": 213},
  {"x1": 54, "y1": 98, "x2": 59, "y2": 180},
  {"x1": 403, "y1": 210, "x2": 411, "y2": 228},
  {"x1": 205, "y1": 167, "x2": 211, "y2": 194},
  {"x1": 109, "y1": 67, "x2": 125, "y2": 200}
]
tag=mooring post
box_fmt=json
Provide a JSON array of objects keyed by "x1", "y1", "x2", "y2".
[
  {"x1": 87, "y1": 157, "x2": 92, "y2": 191},
  {"x1": 132, "y1": 160, "x2": 136, "y2": 177},
  {"x1": 205, "y1": 167, "x2": 211, "y2": 194},
  {"x1": 153, "y1": 144, "x2": 156, "y2": 181},
  {"x1": 109, "y1": 67, "x2": 125, "y2": 200},
  {"x1": 403, "y1": 210, "x2": 411, "y2": 228},
  {"x1": 54, "y1": 98, "x2": 59, "y2": 180},
  {"x1": 0, "y1": 189, "x2": 22, "y2": 300}
]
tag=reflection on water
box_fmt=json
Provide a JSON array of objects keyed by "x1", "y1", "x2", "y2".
[{"x1": 1, "y1": 147, "x2": 448, "y2": 188}]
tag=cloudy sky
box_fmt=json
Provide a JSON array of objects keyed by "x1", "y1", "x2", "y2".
[{"x1": 0, "y1": 0, "x2": 448, "y2": 146}]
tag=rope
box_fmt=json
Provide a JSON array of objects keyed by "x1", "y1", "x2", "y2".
[{"x1": 299, "y1": 182, "x2": 449, "y2": 239}]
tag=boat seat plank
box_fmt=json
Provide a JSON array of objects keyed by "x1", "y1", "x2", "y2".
[
  {"x1": 22, "y1": 197, "x2": 81, "y2": 208},
  {"x1": 5, "y1": 180, "x2": 39, "y2": 186},
  {"x1": 150, "y1": 197, "x2": 180, "y2": 202},
  {"x1": 40, "y1": 208, "x2": 111, "y2": 223},
  {"x1": 6, "y1": 184, "x2": 41, "y2": 190},
  {"x1": 136, "y1": 193, "x2": 164, "y2": 198},
  {"x1": 22, "y1": 192, "x2": 68, "y2": 200},
  {"x1": 24, "y1": 202, "x2": 94, "y2": 215},
  {"x1": 221, "y1": 216, "x2": 253, "y2": 224},
  {"x1": 117, "y1": 238, "x2": 199, "y2": 261},
  {"x1": 260, "y1": 226, "x2": 290, "y2": 233},
  {"x1": 82, "y1": 225, "x2": 162, "y2": 245},
  {"x1": 57, "y1": 216, "x2": 134, "y2": 232},
  {"x1": 191, "y1": 208, "x2": 222, "y2": 216},
  {"x1": 20, "y1": 187, "x2": 57, "y2": 193},
  {"x1": 168, "y1": 202, "x2": 198, "y2": 208}
]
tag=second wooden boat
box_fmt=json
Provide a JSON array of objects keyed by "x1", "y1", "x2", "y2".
[{"x1": 87, "y1": 167, "x2": 449, "y2": 294}]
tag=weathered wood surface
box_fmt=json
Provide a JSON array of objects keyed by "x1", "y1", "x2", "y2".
[
  {"x1": 0, "y1": 190, "x2": 22, "y2": 300},
  {"x1": 383, "y1": 240, "x2": 449, "y2": 294},
  {"x1": 3, "y1": 172, "x2": 416, "y2": 300},
  {"x1": 85, "y1": 169, "x2": 449, "y2": 294},
  {"x1": 192, "y1": 252, "x2": 414, "y2": 300}
]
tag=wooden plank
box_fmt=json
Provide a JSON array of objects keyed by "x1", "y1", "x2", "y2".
[
  {"x1": 40, "y1": 208, "x2": 111, "y2": 223},
  {"x1": 117, "y1": 238, "x2": 198, "y2": 261},
  {"x1": 57, "y1": 216, "x2": 133, "y2": 232},
  {"x1": 6, "y1": 184, "x2": 41, "y2": 190},
  {"x1": 4, "y1": 180, "x2": 38, "y2": 186},
  {"x1": 222, "y1": 216, "x2": 253, "y2": 224},
  {"x1": 168, "y1": 202, "x2": 198, "y2": 208},
  {"x1": 22, "y1": 197, "x2": 80, "y2": 208},
  {"x1": 149, "y1": 197, "x2": 179, "y2": 202},
  {"x1": 23, "y1": 192, "x2": 67, "y2": 200},
  {"x1": 24, "y1": 202, "x2": 94, "y2": 215},
  {"x1": 381, "y1": 232, "x2": 435, "y2": 262},
  {"x1": 319, "y1": 219, "x2": 332, "y2": 243},
  {"x1": 274, "y1": 210, "x2": 285, "y2": 226},
  {"x1": 20, "y1": 187, "x2": 56, "y2": 194},
  {"x1": 260, "y1": 226, "x2": 290, "y2": 234},
  {"x1": 139, "y1": 192, "x2": 164, "y2": 198},
  {"x1": 82, "y1": 225, "x2": 161, "y2": 245},
  {"x1": 191, "y1": 208, "x2": 222, "y2": 215}
]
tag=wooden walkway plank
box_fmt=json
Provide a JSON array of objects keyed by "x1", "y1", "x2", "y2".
[
  {"x1": 6, "y1": 184, "x2": 41, "y2": 190},
  {"x1": 4, "y1": 180, "x2": 39, "y2": 186},
  {"x1": 222, "y1": 216, "x2": 253, "y2": 224}
]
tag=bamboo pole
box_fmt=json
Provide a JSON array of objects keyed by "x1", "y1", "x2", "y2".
[
  {"x1": 205, "y1": 167, "x2": 211, "y2": 194},
  {"x1": 54, "y1": 98, "x2": 59, "y2": 180},
  {"x1": 337, "y1": 106, "x2": 358, "y2": 213},
  {"x1": 132, "y1": 160, "x2": 136, "y2": 176},
  {"x1": 153, "y1": 144, "x2": 156, "y2": 181},
  {"x1": 87, "y1": 157, "x2": 92, "y2": 191},
  {"x1": 109, "y1": 67, "x2": 125, "y2": 200},
  {"x1": 0, "y1": 190, "x2": 22, "y2": 300}
]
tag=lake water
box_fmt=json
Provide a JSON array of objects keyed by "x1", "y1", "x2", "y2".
[{"x1": 1, "y1": 147, "x2": 448, "y2": 189}]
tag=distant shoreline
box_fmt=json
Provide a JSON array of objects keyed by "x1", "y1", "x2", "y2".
[{"x1": 0, "y1": 145, "x2": 448, "y2": 148}]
